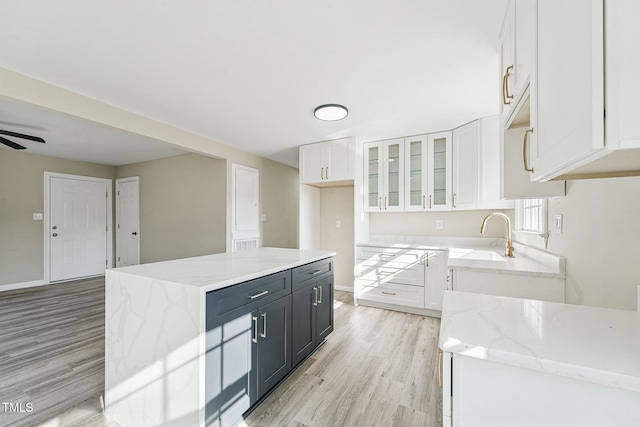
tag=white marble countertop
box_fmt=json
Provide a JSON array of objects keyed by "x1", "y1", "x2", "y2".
[
  {"x1": 359, "y1": 236, "x2": 564, "y2": 278},
  {"x1": 439, "y1": 291, "x2": 640, "y2": 393},
  {"x1": 108, "y1": 247, "x2": 336, "y2": 293}
]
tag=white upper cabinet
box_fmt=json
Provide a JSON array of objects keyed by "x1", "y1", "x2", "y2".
[
  {"x1": 299, "y1": 137, "x2": 354, "y2": 186},
  {"x1": 364, "y1": 139, "x2": 404, "y2": 212},
  {"x1": 500, "y1": 0, "x2": 535, "y2": 125},
  {"x1": 453, "y1": 117, "x2": 514, "y2": 211},
  {"x1": 404, "y1": 132, "x2": 452, "y2": 211},
  {"x1": 530, "y1": 0, "x2": 605, "y2": 182}
]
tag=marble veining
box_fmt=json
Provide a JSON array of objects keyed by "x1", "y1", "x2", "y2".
[{"x1": 439, "y1": 291, "x2": 640, "y2": 393}]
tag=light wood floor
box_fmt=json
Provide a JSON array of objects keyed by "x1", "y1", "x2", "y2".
[{"x1": 0, "y1": 279, "x2": 442, "y2": 427}]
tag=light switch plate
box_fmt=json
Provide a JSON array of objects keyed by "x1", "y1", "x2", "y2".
[
  {"x1": 335, "y1": 220, "x2": 341, "y2": 228},
  {"x1": 261, "y1": 214, "x2": 267, "y2": 222},
  {"x1": 33, "y1": 213, "x2": 43, "y2": 221},
  {"x1": 553, "y1": 214, "x2": 563, "y2": 234},
  {"x1": 436, "y1": 220, "x2": 444, "y2": 230}
]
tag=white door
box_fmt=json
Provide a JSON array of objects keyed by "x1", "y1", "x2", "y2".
[
  {"x1": 231, "y1": 163, "x2": 260, "y2": 251},
  {"x1": 50, "y1": 176, "x2": 109, "y2": 281},
  {"x1": 116, "y1": 177, "x2": 140, "y2": 267}
]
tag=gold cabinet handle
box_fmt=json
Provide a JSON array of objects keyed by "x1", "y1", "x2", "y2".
[
  {"x1": 381, "y1": 291, "x2": 396, "y2": 295},
  {"x1": 429, "y1": 194, "x2": 432, "y2": 209},
  {"x1": 321, "y1": 167, "x2": 324, "y2": 180},
  {"x1": 503, "y1": 65, "x2": 514, "y2": 105},
  {"x1": 378, "y1": 197, "x2": 382, "y2": 210},
  {"x1": 523, "y1": 128, "x2": 534, "y2": 173},
  {"x1": 325, "y1": 167, "x2": 329, "y2": 179},
  {"x1": 438, "y1": 350, "x2": 443, "y2": 388},
  {"x1": 384, "y1": 196, "x2": 387, "y2": 210},
  {"x1": 452, "y1": 193, "x2": 456, "y2": 209},
  {"x1": 260, "y1": 312, "x2": 267, "y2": 338},
  {"x1": 422, "y1": 194, "x2": 426, "y2": 209}
]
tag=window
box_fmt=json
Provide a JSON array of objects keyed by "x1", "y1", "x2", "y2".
[{"x1": 515, "y1": 198, "x2": 547, "y2": 233}]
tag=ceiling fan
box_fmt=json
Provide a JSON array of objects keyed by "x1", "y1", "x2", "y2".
[{"x1": 0, "y1": 129, "x2": 46, "y2": 150}]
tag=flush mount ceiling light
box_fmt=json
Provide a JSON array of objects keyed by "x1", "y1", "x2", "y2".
[{"x1": 314, "y1": 104, "x2": 348, "y2": 121}]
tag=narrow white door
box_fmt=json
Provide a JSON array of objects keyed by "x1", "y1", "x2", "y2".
[
  {"x1": 116, "y1": 177, "x2": 140, "y2": 267},
  {"x1": 231, "y1": 164, "x2": 260, "y2": 251},
  {"x1": 50, "y1": 176, "x2": 109, "y2": 281}
]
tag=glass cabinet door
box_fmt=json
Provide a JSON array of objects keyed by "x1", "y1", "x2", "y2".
[
  {"x1": 383, "y1": 140, "x2": 404, "y2": 211},
  {"x1": 365, "y1": 144, "x2": 381, "y2": 211},
  {"x1": 404, "y1": 135, "x2": 428, "y2": 211},
  {"x1": 427, "y1": 131, "x2": 452, "y2": 211}
]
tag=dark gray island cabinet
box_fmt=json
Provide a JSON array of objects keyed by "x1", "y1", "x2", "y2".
[
  {"x1": 104, "y1": 248, "x2": 335, "y2": 427},
  {"x1": 205, "y1": 258, "x2": 334, "y2": 427}
]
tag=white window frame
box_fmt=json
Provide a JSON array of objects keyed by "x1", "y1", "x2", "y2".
[{"x1": 513, "y1": 198, "x2": 549, "y2": 248}]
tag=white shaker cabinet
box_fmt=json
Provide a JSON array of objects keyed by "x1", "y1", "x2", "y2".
[
  {"x1": 404, "y1": 132, "x2": 452, "y2": 212},
  {"x1": 364, "y1": 139, "x2": 404, "y2": 212},
  {"x1": 499, "y1": 0, "x2": 536, "y2": 125},
  {"x1": 452, "y1": 117, "x2": 513, "y2": 210},
  {"x1": 529, "y1": 0, "x2": 605, "y2": 182},
  {"x1": 425, "y1": 250, "x2": 447, "y2": 311},
  {"x1": 299, "y1": 137, "x2": 354, "y2": 186}
]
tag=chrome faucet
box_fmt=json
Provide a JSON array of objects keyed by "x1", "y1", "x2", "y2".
[{"x1": 480, "y1": 212, "x2": 514, "y2": 258}]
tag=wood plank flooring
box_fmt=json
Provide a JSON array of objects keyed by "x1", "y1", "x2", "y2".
[
  {"x1": 0, "y1": 280, "x2": 442, "y2": 427},
  {"x1": 245, "y1": 292, "x2": 443, "y2": 427}
]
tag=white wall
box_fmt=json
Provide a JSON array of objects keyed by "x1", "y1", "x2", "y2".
[
  {"x1": 547, "y1": 176, "x2": 640, "y2": 311},
  {"x1": 320, "y1": 186, "x2": 355, "y2": 290}
]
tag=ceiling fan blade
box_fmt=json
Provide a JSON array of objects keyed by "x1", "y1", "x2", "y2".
[
  {"x1": 0, "y1": 136, "x2": 27, "y2": 150},
  {"x1": 0, "y1": 129, "x2": 45, "y2": 143}
]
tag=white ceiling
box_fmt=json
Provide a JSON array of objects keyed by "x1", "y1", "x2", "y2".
[{"x1": 0, "y1": 0, "x2": 508, "y2": 168}]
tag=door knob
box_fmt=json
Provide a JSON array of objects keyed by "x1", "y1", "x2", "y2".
[
  {"x1": 52, "y1": 226, "x2": 57, "y2": 230},
  {"x1": 132, "y1": 232, "x2": 137, "y2": 236},
  {"x1": 52, "y1": 233, "x2": 58, "y2": 237}
]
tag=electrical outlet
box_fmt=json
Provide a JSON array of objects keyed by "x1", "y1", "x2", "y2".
[
  {"x1": 335, "y1": 220, "x2": 341, "y2": 229},
  {"x1": 554, "y1": 214, "x2": 563, "y2": 234},
  {"x1": 33, "y1": 213, "x2": 43, "y2": 221},
  {"x1": 436, "y1": 220, "x2": 444, "y2": 230},
  {"x1": 261, "y1": 214, "x2": 267, "y2": 222}
]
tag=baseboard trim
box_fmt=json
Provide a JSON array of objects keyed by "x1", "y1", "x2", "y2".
[
  {"x1": 334, "y1": 285, "x2": 353, "y2": 293},
  {"x1": 0, "y1": 279, "x2": 47, "y2": 292}
]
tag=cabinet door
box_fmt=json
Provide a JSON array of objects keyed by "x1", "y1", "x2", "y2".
[
  {"x1": 513, "y1": 0, "x2": 535, "y2": 97},
  {"x1": 205, "y1": 312, "x2": 254, "y2": 427},
  {"x1": 326, "y1": 139, "x2": 354, "y2": 182},
  {"x1": 382, "y1": 139, "x2": 404, "y2": 211},
  {"x1": 364, "y1": 142, "x2": 383, "y2": 211},
  {"x1": 424, "y1": 251, "x2": 446, "y2": 311},
  {"x1": 404, "y1": 135, "x2": 428, "y2": 211},
  {"x1": 530, "y1": 0, "x2": 604, "y2": 182},
  {"x1": 299, "y1": 144, "x2": 324, "y2": 184},
  {"x1": 256, "y1": 295, "x2": 292, "y2": 400},
  {"x1": 291, "y1": 285, "x2": 316, "y2": 367},
  {"x1": 427, "y1": 132, "x2": 453, "y2": 211},
  {"x1": 499, "y1": 1, "x2": 515, "y2": 122},
  {"x1": 315, "y1": 275, "x2": 334, "y2": 342},
  {"x1": 452, "y1": 121, "x2": 479, "y2": 210}
]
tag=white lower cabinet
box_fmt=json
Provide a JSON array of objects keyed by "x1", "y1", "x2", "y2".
[
  {"x1": 355, "y1": 245, "x2": 446, "y2": 314},
  {"x1": 443, "y1": 353, "x2": 640, "y2": 426},
  {"x1": 450, "y1": 269, "x2": 564, "y2": 303}
]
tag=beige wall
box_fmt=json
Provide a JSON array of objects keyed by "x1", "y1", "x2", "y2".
[
  {"x1": 0, "y1": 150, "x2": 116, "y2": 285},
  {"x1": 320, "y1": 186, "x2": 355, "y2": 289},
  {"x1": 116, "y1": 153, "x2": 227, "y2": 263},
  {"x1": 547, "y1": 176, "x2": 640, "y2": 311},
  {"x1": 369, "y1": 209, "x2": 514, "y2": 239},
  {"x1": 261, "y1": 159, "x2": 299, "y2": 249}
]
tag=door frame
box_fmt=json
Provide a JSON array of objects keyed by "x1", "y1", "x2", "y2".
[
  {"x1": 44, "y1": 172, "x2": 113, "y2": 283},
  {"x1": 115, "y1": 176, "x2": 140, "y2": 267}
]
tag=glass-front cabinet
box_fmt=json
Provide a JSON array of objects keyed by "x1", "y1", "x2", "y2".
[
  {"x1": 364, "y1": 139, "x2": 404, "y2": 212},
  {"x1": 403, "y1": 131, "x2": 452, "y2": 211}
]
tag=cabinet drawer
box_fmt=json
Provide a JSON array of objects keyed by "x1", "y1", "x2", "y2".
[
  {"x1": 357, "y1": 246, "x2": 425, "y2": 265},
  {"x1": 356, "y1": 261, "x2": 424, "y2": 287},
  {"x1": 356, "y1": 281, "x2": 425, "y2": 309},
  {"x1": 292, "y1": 258, "x2": 333, "y2": 290},
  {"x1": 206, "y1": 270, "x2": 291, "y2": 327}
]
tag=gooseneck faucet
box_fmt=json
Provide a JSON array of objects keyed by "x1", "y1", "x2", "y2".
[{"x1": 480, "y1": 212, "x2": 514, "y2": 258}]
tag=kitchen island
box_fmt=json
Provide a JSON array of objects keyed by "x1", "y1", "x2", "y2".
[
  {"x1": 439, "y1": 291, "x2": 640, "y2": 426},
  {"x1": 104, "y1": 248, "x2": 335, "y2": 427}
]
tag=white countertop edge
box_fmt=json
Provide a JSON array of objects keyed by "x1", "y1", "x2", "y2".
[
  {"x1": 441, "y1": 342, "x2": 640, "y2": 394},
  {"x1": 107, "y1": 248, "x2": 336, "y2": 293}
]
